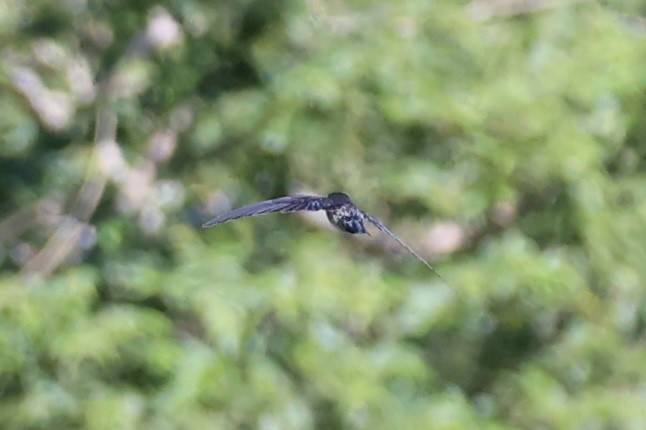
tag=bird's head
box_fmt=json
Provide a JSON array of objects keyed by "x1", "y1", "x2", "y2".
[{"x1": 327, "y1": 192, "x2": 352, "y2": 204}]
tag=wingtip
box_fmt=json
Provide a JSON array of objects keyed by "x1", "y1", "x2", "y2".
[
  {"x1": 201, "y1": 219, "x2": 220, "y2": 228},
  {"x1": 419, "y1": 256, "x2": 443, "y2": 278},
  {"x1": 429, "y1": 265, "x2": 443, "y2": 279}
]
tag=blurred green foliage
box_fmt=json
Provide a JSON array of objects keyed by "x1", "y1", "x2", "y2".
[{"x1": 1, "y1": 0, "x2": 645, "y2": 429}]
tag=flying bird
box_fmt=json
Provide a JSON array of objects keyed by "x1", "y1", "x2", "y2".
[{"x1": 202, "y1": 192, "x2": 441, "y2": 277}]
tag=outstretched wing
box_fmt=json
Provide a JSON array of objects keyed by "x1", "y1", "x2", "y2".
[
  {"x1": 362, "y1": 212, "x2": 442, "y2": 278},
  {"x1": 202, "y1": 195, "x2": 326, "y2": 228}
]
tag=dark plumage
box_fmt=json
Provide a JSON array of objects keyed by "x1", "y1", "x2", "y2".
[{"x1": 202, "y1": 192, "x2": 441, "y2": 276}]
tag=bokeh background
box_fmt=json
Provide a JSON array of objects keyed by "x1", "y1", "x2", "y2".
[{"x1": 1, "y1": 0, "x2": 645, "y2": 429}]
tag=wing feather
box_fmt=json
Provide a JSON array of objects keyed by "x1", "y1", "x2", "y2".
[
  {"x1": 202, "y1": 195, "x2": 325, "y2": 227},
  {"x1": 363, "y1": 212, "x2": 442, "y2": 278}
]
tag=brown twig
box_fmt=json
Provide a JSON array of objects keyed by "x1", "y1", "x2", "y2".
[{"x1": 20, "y1": 8, "x2": 181, "y2": 276}]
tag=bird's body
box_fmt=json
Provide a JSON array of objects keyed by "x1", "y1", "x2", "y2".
[
  {"x1": 325, "y1": 204, "x2": 368, "y2": 235},
  {"x1": 322, "y1": 192, "x2": 368, "y2": 234},
  {"x1": 202, "y1": 191, "x2": 440, "y2": 276}
]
